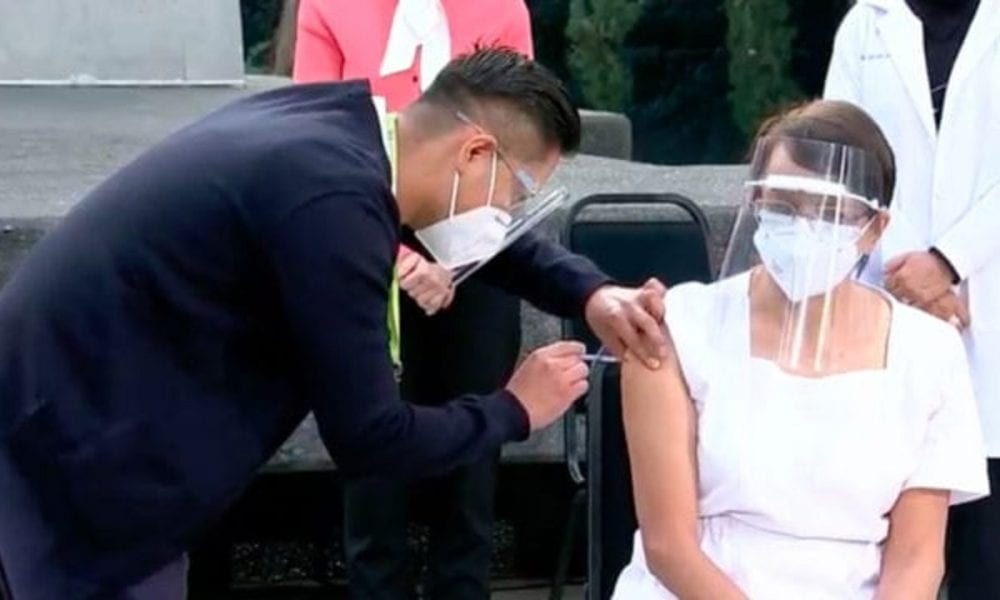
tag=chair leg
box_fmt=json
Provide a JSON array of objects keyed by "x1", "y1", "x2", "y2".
[{"x1": 550, "y1": 487, "x2": 587, "y2": 600}]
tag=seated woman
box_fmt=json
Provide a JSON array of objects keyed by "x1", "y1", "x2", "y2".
[{"x1": 613, "y1": 100, "x2": 990, "y2": 599}]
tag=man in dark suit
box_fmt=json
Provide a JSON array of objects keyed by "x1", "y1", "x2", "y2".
[{"x1": 0, "y1": 49, "x2": 666, "y2": 599}]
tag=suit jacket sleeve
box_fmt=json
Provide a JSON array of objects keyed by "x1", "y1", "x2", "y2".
[
  {"x1": 475, "y1": 230, "x2": 612, "y2": 318},
  {"x1": 265, "y1": 191, "x2": 529, "y2": 479}
]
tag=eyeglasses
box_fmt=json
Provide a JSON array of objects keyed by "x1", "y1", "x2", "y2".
[
  {"x1": 749, "y1": 187, "x2": 878, "y2": 229},
  {"x1": 454, "y1": 111, "x2": 542, "y2": 208}
]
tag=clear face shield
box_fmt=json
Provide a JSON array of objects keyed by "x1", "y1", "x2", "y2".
[
  {"x1": 719, "y1": 136, "x2": 888, "y2": 373},
  {"x1": 416, "y1": 110, "x2": 569, "y2": 285},
  {"x1": 449, "y1": 184, "x2": 569, "y2": 286}
]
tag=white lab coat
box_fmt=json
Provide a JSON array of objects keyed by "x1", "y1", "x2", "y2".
[{"x1": 824, "y1": 0, "x2": 1000, "y2": 454}]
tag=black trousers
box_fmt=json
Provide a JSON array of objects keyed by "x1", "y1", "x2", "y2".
[
  {"x1": 344, "y1": 454, "x2": 500, "y2": 600},
  {"x1": 344, "y1": 274, "x2": 521, "y2": 600},
  {"x1": 947, "y1": 458, "x2": 1000, "y2": 600}
]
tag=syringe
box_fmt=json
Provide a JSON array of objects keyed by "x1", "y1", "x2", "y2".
[{"x1": 581, "y1": 353, "x2": 620, "y2": 364}]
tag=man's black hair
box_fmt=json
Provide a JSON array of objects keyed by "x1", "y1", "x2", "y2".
[{"x1": 421, "y1": 46, "x2": 581, "y2": 154}]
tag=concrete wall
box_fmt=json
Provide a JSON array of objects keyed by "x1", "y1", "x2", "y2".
[{"x1": 0, "y1": 0, "x2": 244, "y2": 84}]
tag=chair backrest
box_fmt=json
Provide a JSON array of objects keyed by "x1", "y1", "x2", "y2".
[
  {"x1": 560, "y1": 193, "x2": 713, "y2": 600},
  {"x1": 561, "y1": 193, "x2": 713, "y2": 350}
]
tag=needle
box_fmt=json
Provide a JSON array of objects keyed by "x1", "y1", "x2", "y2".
[{"x1": 581, "y1": 353, "x2": 620, "y2": 364}]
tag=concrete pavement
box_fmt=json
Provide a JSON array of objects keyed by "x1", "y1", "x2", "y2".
[{"x1": 0, "y1": 78, "x2": 287, "y2": 218}]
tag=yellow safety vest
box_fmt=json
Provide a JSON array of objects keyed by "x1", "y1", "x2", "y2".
[{"x1": 380, "y1": 109, "x2": 403, "y2": 376}]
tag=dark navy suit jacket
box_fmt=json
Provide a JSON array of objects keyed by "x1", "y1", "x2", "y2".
[{"x1": 0, "y1": 81, "x2": 608, "y2": 597}]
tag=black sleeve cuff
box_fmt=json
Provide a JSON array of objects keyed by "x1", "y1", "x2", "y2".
[
  {"x1": 573, "y1": 274, "x2": 614, "y2": 318},
  {"x1": 930, "y1": 247, "x2": 961, "y2": 284},
  {"x1": 484, "y1": 389, "x2": 531, "y2": 442}
]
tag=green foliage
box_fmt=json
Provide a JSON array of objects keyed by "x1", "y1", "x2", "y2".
[
  {"x1": 565, "y1": 0, "x2": 643, "y2": 112},
  {"x1": 241, "y1": 0, "x2": 282, "y2": 72},
  {"x1": 238, "y1": 0, "x2": 843, "y2": 163},
  {"x1": 245, "y1": 40, "x2": 273, "y2": 74},
  {"x1": 724, "y1": 0, "x2": 802, "y2": 135}
]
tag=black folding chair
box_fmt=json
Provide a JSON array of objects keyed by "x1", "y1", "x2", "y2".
[{"x1": 550, "y1": 193, "x2": 713, "y2": 600}]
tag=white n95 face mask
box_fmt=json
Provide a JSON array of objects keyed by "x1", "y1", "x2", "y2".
[
  {"x1": 753, "y1": 212, "x2": 866, "y2": 303},
  {"x1": 415, "y1": 152, "x2": 511, "y2": 270}
]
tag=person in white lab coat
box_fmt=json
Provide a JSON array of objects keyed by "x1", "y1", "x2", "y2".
[{"x1": 824, "y1": 1, "x2": 1000, "y2": 596}]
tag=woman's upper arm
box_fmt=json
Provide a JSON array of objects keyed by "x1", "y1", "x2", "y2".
[
  {"x1": 879, "y1": 487, "x2": 949, "y2": 600},
  {"x1": 293, "y1": 0, "x2": 345, "y2": 82},
  {"x1": 621, "y1": 354, "x2": 700, "y2": 554},
  {"x1": 885, "y1": 488, "x2": 949, "y2": 555}
]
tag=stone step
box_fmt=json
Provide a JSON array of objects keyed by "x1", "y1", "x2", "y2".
[{"x1": 0, "y1": 0, "x2": 244, "y2": 84}]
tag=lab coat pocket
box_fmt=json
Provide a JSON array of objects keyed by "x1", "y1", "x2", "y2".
[
  {"x1": 990, "y1": 53, "x2": 1000, "y2": 125},
  {"x1": 964, "y1": 325, "x2": 1000, "y2": 452},
  {"x1": 858, "y1": 49, "x2": 900, "y2": 119},
  {"x1": 969, "y1": 262, "x2": 1000, "y2": 330},
  {"x1": 7, "y1": 402, "x2": 194, "y2": 550}
]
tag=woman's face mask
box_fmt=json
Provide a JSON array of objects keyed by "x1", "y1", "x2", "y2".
[
  {"x1": 415, "y1": 151, "x2": 511, "y2": 270},
  {"x1": 753, "y1": 210, "x2": 872, "y2": 303}
]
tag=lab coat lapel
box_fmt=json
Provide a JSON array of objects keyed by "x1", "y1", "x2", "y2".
[
  {"x1": 946, "y1": 0, "x2": 1000, "y2": 104},
  {"x1": 934, "y1": 0, "x2": 999, "y2": 237},
  {"x1": 873, "y1": 2, "x2": 938, "y2": 140}
]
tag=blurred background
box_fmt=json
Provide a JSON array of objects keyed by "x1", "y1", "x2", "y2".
[{"x1": 241, "y1": 0, "x2": 852, "y2": 165}]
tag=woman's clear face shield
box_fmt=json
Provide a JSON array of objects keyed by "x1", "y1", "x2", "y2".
[{"x1": 719, "y1": 136, "x2": 889, "y2": 373}]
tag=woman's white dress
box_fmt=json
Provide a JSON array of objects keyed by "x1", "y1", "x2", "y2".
[{"x1": 612, "y1": 273, "x2": 990, "y2": 599}]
